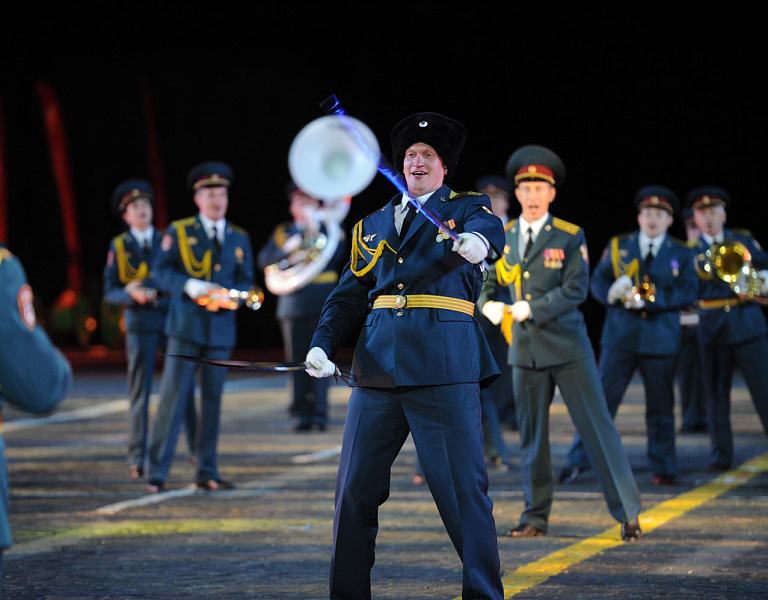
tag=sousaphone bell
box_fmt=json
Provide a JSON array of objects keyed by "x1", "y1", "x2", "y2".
[{"x1": 265, "y1": 115, "x2": 379, "y2": 295}]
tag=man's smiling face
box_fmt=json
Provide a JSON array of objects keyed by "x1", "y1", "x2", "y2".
[{"x1": 403, "y1": 142, "x2": 446, "y2": 198}]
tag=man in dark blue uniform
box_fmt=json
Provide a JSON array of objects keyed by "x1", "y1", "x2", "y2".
[
  {"x1": 305, "y1": 112, "x2": 505, "y2": 599},
  {"x1": 103, "y1": 179, "x2": 197, "y2": 480},
  {"x1": 257, "y1": 184, "x2": 347, "y2": 431},
  {"x1": 0, "y1": 241, "x2": 71, "y2": 578},
  {"x1": 146, "y1": 161, "x2": 255, "y2": 492},
  {"x1": 560, "y1": 185, "x2": 697, "y2": 486},
  {"x1": 687, "y1": 186, "x2": 768, "y2": 471},
  {"x1": 479, "y1": 145, "x2": 642, "y2": 541}
]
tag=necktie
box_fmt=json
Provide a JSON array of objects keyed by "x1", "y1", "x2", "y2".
[
  {"x1": 400, "y1": 203, "x2": 417, "y2": 239},
  {"x1": 523, "y1": 227, "x2": 533, "y2": 259},
  {"x1": 212, "y1": 226, "x2": 221, "y2": 253},
  {"x1": 645, "y1": 242, "x2": 654, "y2": 268}
]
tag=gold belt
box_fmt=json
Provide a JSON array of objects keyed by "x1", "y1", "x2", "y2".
[
  {"x1": 698, "y1": 297, "x2": 744, "y2": 310},
  {"x1": 372, "y1": 294, "x2": 475, "y2": 316}
]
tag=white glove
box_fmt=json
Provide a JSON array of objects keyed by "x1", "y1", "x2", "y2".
[
  {"x1": 623, "y1": 296, "x2": 646, "y2": 310},
  {"x1": 607, "y1": 274, "x2": 633, "y2": 305},
  {"x1": 510, "y1": 300, "x2": 531, "y2": 322},
  {"x1": 758, "y1": 270, "x2": 768, "y2": 295},
  {"x1": 481, "y1": 301, "x2": 507, "y2": 326},
  {"x1": 305, "y1": 347, "x2": 337, "y2": 378},
  {"x1": 184, "y1": 278, "x2": 215, "y2": 299},
  {"x1": 452, "y1": 232, "x2": 488, "y2": 264},
  {"x1": 282, "y1": 233, "x2": 303, "y2": 253}
]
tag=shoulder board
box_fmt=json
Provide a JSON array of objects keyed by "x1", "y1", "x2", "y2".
[
  {"x1": 228, "y1": 223, "x2": 248, "y2": 236},
  {"x1": 117, "y1": 231, "x2": 133, "y2": 242},
  {"x1": 449, "y1": 191, "x2": 482, "y2": 199},
  {"x1": 730, "y1": 228, "x2": 752, "y2": 237},
  {"x1": 171, "y1": 216, "x2": 198, "y2": 229},
  {"x1": 552, "y1": 218, "x2": 581, "y2": 235},
  {"x1": 686, "y1": 238, "x2": 700, "y2": 249},
  {"x1": 503, "y1": 220, "x2": 515, "y2": 232},
  {"x1": 614, "y1": 232, "x2": 634, "y2": 241}
]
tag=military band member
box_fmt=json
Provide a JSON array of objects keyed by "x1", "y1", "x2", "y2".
[
  {"x1": 560, "y1": 185, "x2": 697, "y2": 486},
  {"x1": 305, "y1": 112, "x2": 505, "y2": 599},
  {"x1": 479, "y1": 145, "x2": 642, "y2": 541},
  {"x1": 0, "y1": 241, "x2": 71, "y2": 575},
  {"x1": 146, "y1": 161, "x2": 255, "y2": 493},
  {"x1": 687, "y1": 186, "x2": 768, "y2": 471},
  {"x1": 257, "y1": 183, "x2": 347, "y2": 432},
  {"x1": 103, "y1": 179, "x2": 197, "y2": 480}
]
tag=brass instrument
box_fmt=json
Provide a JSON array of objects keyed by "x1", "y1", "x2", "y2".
[
  {"x1": 194, "y1": 287, "x2": 264, "y2": 312},
  {"x1": 265, "y1": 115, "x2": 379, "y2": 295},
  {"x1": 700, "y1": 239, "x2": 768, "y2": 305},
  {"x1": 630, "y1": 275, "x2": 656, "y2": 303}
]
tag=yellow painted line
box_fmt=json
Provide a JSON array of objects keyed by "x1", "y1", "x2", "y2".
[
  {"x1": 17, "y1": 517, "x2": 334, "y2": 543},
  {"x1": 489, "y1": 451, "x2": 768, "y2": 599}
]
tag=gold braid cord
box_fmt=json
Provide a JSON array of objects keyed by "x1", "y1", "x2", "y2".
[
  {"x1": 350, "y1": 220, "x2": 396, "y2": 278},
  {"x1": 176, "y1": 224, "x2": 212, "y2": 280},
  {"x1": 114, "y1": 236, "x2": 148, "y2": 285},
  {"x1": 610, "y1": 236, "x2": 639, "y2": 283}
]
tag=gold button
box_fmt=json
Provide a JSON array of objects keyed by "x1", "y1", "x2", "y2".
[
  {"x1": 397, "y1": 283, "x2": 404, "y2": 290},
  {"x1": 724, "y1": 305, "x2": 731, "y2": 313},
  {"x1": 398, "y1": 257, "x2": 404, "y2": 263},
  {"x1": 523, "y1": 271, "x2": 530, "y2": 279},
  {"x1": 525, "y1": 294, "x2": 532, "y2": 301},
  {"x1": 214, "y1": 264, "x2": 221, "y2": 271},
  {"x1": 395, "y1": 295, "x2": 406, "y2": 309},
  {"x1": 396, "y1": 311, "x2": 404, "y2": 317}
]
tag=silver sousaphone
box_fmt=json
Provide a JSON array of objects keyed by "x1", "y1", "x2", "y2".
[{"x1": 264, "y1": 115, "x2": 380, "y2": 295}]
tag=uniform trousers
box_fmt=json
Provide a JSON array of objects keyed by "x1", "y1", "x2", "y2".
[
  {"x1": 126, "y1": 330, "x2": 197, "y2": 469},
  {"x1": 514, "y1": 356, "x2": 641, "y2": 531},
  {"x1": 677, "y1": 326, "x2": 708, "y2": 431},
  {"x1": 330, "y1": 383, "x2": 503, "y2": 600},
  {"x1": 566, "y1": 348, "x2": 678, "y2": 478},
  {"x1": 699, "y1": 334, "x2": 768, "y2": 468},
  {"x1": 147, "y1": 337, "x2": 230, "y2": 483}
]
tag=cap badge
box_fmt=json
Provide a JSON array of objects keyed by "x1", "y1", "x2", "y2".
[{"x1": 418, "y1": 120, "x2": 428, "y2": 128}]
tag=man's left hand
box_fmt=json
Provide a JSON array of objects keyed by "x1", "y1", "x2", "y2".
[
  {"x1": 452, "y1": 232, "x2": 488, "y2": 264},
  {"x1": 510, "y1": 301, "x2": 531, "y2": 322}
]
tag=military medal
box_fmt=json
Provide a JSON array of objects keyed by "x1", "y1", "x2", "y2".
[
  {"x1": 436, "y1": 219, "x2": 455, "y2": 242},
  {"x1": 544, "y1": 248, "x2": 564, "y2": 268},
  {"x1": 670, "y1": 258, "x2": 679, "y2": 277}
]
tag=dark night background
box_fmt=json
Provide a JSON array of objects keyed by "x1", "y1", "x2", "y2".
[{"x1": 1, "y1": 3, "x2": 764, "y2": 352}]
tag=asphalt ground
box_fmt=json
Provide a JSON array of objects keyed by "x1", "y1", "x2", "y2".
[{"x1": 2, "y1": 361, "x2": 768, "y2": 599}]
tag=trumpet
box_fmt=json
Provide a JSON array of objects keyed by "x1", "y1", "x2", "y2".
[
  {"x1": 630, "y1": 275, "x2": 656, "y2": 303},
  {"x1": 194, "y1": 287, "x2": 264, "y2": 312},
  {"x1": 700, "y1": 240, "x2": 768, "y2": 304}
]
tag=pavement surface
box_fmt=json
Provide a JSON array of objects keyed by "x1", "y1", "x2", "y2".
[{"x1": 2, "y1": 359, "x2": 768, "y2": 599}]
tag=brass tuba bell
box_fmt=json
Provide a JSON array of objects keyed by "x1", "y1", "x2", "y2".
[
  {"x1": 701, "y1": 239, "x2": 768, "y2": 304},
  {"x1": 265, "y1": 115, "x2": 379, "y2": 296}
]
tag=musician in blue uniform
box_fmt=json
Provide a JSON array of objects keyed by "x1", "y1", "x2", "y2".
[
  {"x1": 146, "y1": 161, "x2": 255, "y2": 492},
  {"x1": 305, "y1": 112, "x2": 505, "y2": 599},
  {"x1": 687, "y1": 186, "x2": 768, "y2": 471},
  {"x1": 479, "y1": 145, "x2": 642, "y2": 541},
  {"x1": 257, "y1": 183, "x2": 347, "y2": 431},
  {"x1": 0, "y1": 241, "x2": 71, "y2": 576},
  {"x1": 103, "y1": 179, "x2": 197, "y2": 480},
  {"x1": 560, "y1": 185, "x2": 697, "y2": 486}
]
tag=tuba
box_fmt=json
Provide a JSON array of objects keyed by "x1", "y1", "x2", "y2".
[
  {"x1": 701, "y1": 239, "x2": 768, "y2": 304},
  {"x1": 264, "y1": 115, "x2": 379, "y2": 295}
]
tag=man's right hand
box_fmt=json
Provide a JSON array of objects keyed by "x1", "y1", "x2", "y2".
[
  {"x1": 481, "y1": 301, "x2": 507, "y2": 326},
  {"x1": 184, "y1": 278, "x2": 215, "y2": 300},
  {"x1": 305, "y1": 347, "x2": 337, "y2": 378}
]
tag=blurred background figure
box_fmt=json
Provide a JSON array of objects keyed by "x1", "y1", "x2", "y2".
[
  {"x1": 102, "y1": 179, "x2": 198, "y2": 481},
  {"x1": 258, "y1": 183, "x2": 348, "y2": 431},
  {"x1": 475, "y1": 175, "x2": 516, "y2": 470},
  {"x1": 676, "y1": 208, "x2": 708, "y2": 433},
  {"x1": 0, "y1": 240, "x2": 72, "y2": 581}
]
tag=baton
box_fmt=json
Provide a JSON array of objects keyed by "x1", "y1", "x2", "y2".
[{"x1": 166, "y1": 354, "x2": 349, "y2": 382}]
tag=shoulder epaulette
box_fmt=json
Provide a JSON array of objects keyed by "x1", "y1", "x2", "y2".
[
  {"x1": 503, "y1": 220, "x2": 515, "y2": 232},
  {"x1": 171, "y1": 216, "x2": 198, "y2": 229},
  {"x1": 449, "y1": 190, "x2": 482, "y2": 199},
  {"x1": 229, "y1": 223, "x2": 248, "y2": 236},
  {"x1": 552, "y1": 217, "x2": 581, "y2": 235},
  {"x1": 730, "y1": 228, "x2": 752, "y2": 237}
]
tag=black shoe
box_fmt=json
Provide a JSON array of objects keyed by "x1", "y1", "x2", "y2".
[
  {"x1": 706, "y1": 463, "x2": 730, "y2": 473},
  {"x1": 145, "y1": 479, "x2": 164, "y2": 493},
  {"x1": 621, "y1": 521, "x2": 642, "y2": 541},
  {"x1": 558, "y1": 465, "x2": 584, "y2": 484},
  {"x1": 196, "y1": 478, "x2": 235, "y2": 491},
  {"x1": 294, "y1": 422, "x2": 312, "y2": 432},
  {"x1": 506, "y1": 523, "x2": 545, "y2": 538}
]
